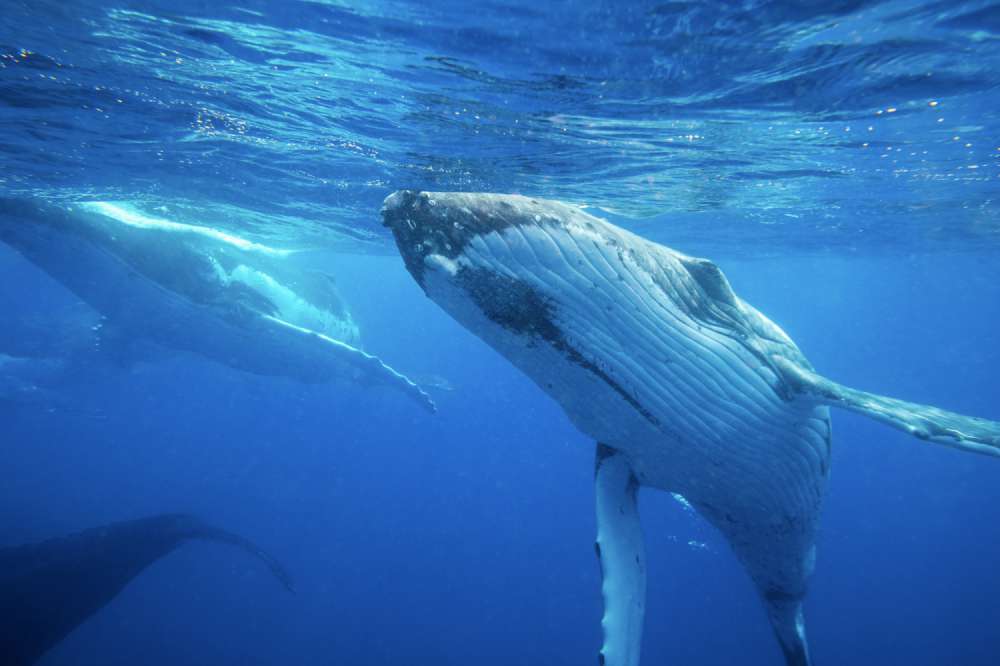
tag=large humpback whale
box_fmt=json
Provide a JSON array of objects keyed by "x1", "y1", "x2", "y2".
[
  {"x1": 0, "y1": 199, "x2": 434, "y2": 412},
  {"x1": 383, "y1": 190, "x2": 1000, "y2": 665},
  {"x1": 0, "y1": 513, "x2": 293, "y2": 666}
]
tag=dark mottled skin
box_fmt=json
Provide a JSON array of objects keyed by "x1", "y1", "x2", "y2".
[
  {"x1": 456, "y1": 266, "x2": 660, "y2": 425},
  {"x1": 380, "y1": 190, "x2": 576, "y2": 286}
]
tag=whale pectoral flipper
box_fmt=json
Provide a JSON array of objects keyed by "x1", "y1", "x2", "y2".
[
  {"x1": 261, "y1": 315, "x2": 436, "y2": 413},
  {"x1": 594, "y1": 443, "x2": 645, "y2": 666},
  {"x1": 773, "y1": 356, "x2": 1000, "y2": 457}
]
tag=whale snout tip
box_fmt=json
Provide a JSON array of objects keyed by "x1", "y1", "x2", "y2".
[
  {"x1": 381, "y1": 189, "x2": 425, "y2": 227},
  {"x1": 380, "y1": 190, "x2": 407, "y2": 219},
  {"x1": 382, "y1": 190, "x2": 446, "y2": 285}
]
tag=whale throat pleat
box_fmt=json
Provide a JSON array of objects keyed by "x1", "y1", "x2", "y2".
[
  {"x1": 452, "y1": 216, "x2": 837, "y2": 642},
  {"x1": 464, "y1": 223, "x2": 830, "y2": 511}
]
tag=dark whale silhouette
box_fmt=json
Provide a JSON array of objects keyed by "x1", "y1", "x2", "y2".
[{"x1": 0, "y1": 513, "x2": 293, "y2": 666}]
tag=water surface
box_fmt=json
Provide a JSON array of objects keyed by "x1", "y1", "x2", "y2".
[{"x1": 1, "y1": 2, "x2": 999, "y2": 665}]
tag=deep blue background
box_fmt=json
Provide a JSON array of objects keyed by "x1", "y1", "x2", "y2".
[
  {"x1": 3, "y1": 242, "x2": 998, "y2": 666},
  {"x1": 2, "y1": 0, "x2": 1000, "y2": 664}
]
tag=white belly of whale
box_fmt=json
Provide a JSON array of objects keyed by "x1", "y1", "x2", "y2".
[
  {"x1": 384, "y1": 190, "x2": 1000, "y2": 666},
  {"x1": 442, "y1": 224, "x2": 830, "y2": 503}
]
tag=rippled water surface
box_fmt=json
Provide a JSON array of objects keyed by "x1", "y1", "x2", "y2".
[
  {"x1": 2, "y1": 4, "x2": 1000, "y2": 666},
  {"x1": 2, "y1": 0, "x2": 998, "y2": 252}
]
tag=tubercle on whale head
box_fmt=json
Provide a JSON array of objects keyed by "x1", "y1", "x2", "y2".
[
  {"x1": 381, "y1": 190, "x2": 563, "y2": 287},
  {"x1": 382, "y1": 189, "x2": 564, "y2": 338},
  {"x1": 381, "y1": 192, "x2": 608, "y2": 339},
  {"x1": 382, "y1": 190, "x2": 490, "y2": 288},
  {"x1": 381, "y1": 190, "x2": 479, "y2": 277},
  {"x1": 381, "y1": 190, "x2": 441, "y2": 287}
]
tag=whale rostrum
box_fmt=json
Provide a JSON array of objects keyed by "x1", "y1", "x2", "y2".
[{"x1": 383, "y1": 190, "x2": 1000, "y2": 666}]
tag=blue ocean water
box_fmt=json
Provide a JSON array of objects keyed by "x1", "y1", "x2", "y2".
[{"x1": 1, "y1": 1, "x2": 999, "y2": 665}]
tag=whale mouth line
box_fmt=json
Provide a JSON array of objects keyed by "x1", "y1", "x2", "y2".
[{"x1": 456, "y1": 265, "x2": 660, "y2": 427}]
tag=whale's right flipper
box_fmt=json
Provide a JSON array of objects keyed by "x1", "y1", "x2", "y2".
[
  {"x1": 594, "y1": 444, "x2": 645, "y2": 666},
  {"x1": 773, "y1": 356, "x2": 1000, "y2": 457}
]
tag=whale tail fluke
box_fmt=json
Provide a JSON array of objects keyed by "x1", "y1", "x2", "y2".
[
  {"x1": 773, "y1": 356, "x2": 1000, "y2": 458},
  {"x1": 179, "y1": 516, "x2": 296, "y2": 593}
]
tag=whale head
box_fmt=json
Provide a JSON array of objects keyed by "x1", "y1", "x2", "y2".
[
  {"x1": 381, "y1": 188, "x2": 812, "y2": 451},
  {"x1": 381, "y1": 190, "x2": 603, "y2": 342},
  {"x1": 380, "y1": 190, "x2": 754, "y2": 376},
  {"x1": 383, "y1": 190, "x2": 654, "y2": 400},
  {"x1": 381, "y1": 189, "x2": 767, "y2": 435}
]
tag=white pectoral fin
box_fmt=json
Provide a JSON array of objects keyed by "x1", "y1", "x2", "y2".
[
  {"x1": 773, "y1": 355, "x2": 1000, "y2": 457},
  {"x1": 263, "y1": 315, "x2": 436, "y2": 413},
  {"x1": 594, "y1": 443, "x2": 645, "y2": 666}
]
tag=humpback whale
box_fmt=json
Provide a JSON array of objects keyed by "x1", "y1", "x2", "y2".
[
  {"x1": 0, "y1": 513, "x2": 293, "y2": 666},
  {"x1": 0, "y1": 199, "x2": 434, "y2": 412},
  {"x1": 383, "y1": 191, "x2": 1000, "y2": 665}
]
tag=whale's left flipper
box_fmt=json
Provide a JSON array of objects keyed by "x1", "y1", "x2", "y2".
[
  {"x1": 261, "y1": 315, "x2": 436, "y2": 413},
  {"x1": 595, "y1": 444, "x2": 645, "y2": 666},
  {"x1": 773, "y1": 356, "x2": 1000, "y2": 457},
  {"x1": 594, "y1": 443, "x2": 813, "y2": 666}
]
